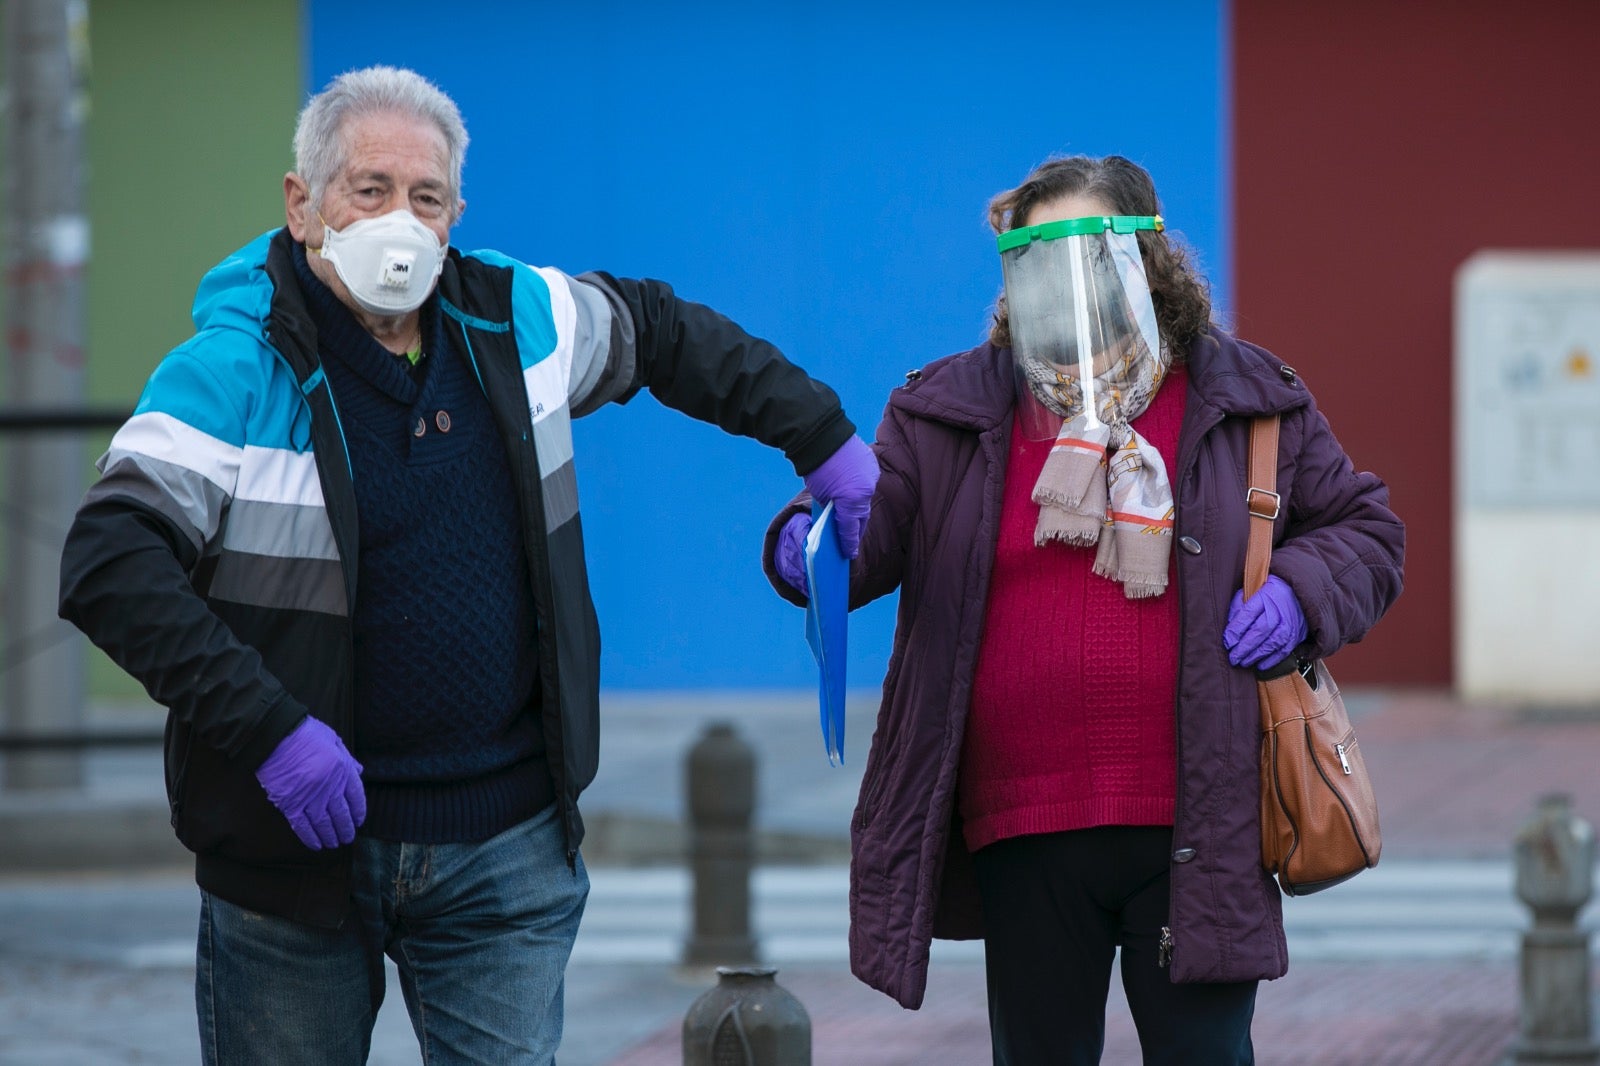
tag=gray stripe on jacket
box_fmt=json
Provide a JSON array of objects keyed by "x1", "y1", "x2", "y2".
[
  {"x1": 83, "y1": 454, "x2": 224, "y2": 553},
  {"x1": 221, "y1": 498, "x2": 339, "y2": 561},
  {"x1": 205, "y1": 551, "x2": 347, "y2": 616},
  {"x1": 569, "y1": 273, "x2": 639, "y2": 417}
]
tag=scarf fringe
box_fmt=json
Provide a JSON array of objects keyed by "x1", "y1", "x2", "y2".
[
  {"x1": 1107, "y1": 519, "x2": 1171, "y2": 599},
  {"x1": 1035, "y1": 511, "x2": 1103, "y2": 547},
  {"x1": 1033, "y1": 487, "x2": 1090, "y2": 512},
  {"x1": 1031, "y1": 445, "x2": 1106, "y2": 514}
]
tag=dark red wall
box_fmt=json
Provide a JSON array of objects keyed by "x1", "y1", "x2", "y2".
[{"x1": 1233, "y1": 0, "x2": 1600, "y2": 685}]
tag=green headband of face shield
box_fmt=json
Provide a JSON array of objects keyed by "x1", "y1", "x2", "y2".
[{"x1": 995, "y1": 214, "x2": 1164, "y2": 253}]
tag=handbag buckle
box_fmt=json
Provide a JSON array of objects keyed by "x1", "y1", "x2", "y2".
[{"x1": 1246, "y1": 486, "x2": 1281, "y2": 521}]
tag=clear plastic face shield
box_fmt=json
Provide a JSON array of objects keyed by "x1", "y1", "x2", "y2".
[{"x1": 997, "y1": 215, "x2": 1165, "y2": 440}]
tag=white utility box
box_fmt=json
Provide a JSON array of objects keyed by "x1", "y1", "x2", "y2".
[{"x1": 1454, "y1": 252, "x2": 1600, "y2": 704}]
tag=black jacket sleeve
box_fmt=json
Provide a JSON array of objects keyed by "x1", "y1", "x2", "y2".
[
  {"x1": 59, "y1": 496, "x2": 307, "y2": 769},
  {"x1": 577, "y1": 271, "x2": 855, "y2": 476}
]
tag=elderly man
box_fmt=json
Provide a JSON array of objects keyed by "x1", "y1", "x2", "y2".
[{"x1": 58, "y1": 66, "x2": 877, "y2": 1064}]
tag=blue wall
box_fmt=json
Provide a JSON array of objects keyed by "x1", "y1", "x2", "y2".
[{"x1": 308, "y1": 1, "x2": 1226, "y2": 690}]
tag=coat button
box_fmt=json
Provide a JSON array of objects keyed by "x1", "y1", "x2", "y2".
[
  {"x1": 1178, "y1": 536, "x2": 1202, "y2": 555},
  {"x1": 412, "y1": 416, "x2": 426, "y2": 438},
  {"x1": 1279, "y1": 364, "x2": 1299, "y2": 383},
  {"x1": 904, "y1": 369, "x2": 922, "y2": 382},
  {"x1": 1173, "y1": 848, "x2": 1197, "y2": 863},
  {"x1": 435, "y1": 410, "x2": 452, "y2": 432}
]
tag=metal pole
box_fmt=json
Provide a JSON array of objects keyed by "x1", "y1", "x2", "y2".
[
  {"x1": 1506, "y1": 793, "x2": 1600, "y2": 1065},
  {"x1": 3, "y1": 0, "x2": 90, "y2": 790},
  {"x1": 683, "y1": 722, "x2": 759, "y2": 968}
]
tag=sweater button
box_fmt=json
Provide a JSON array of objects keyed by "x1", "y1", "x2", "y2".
[
  {"x1": 413, "y1": 416, "x2": 426, "y2": 438},
  {"x1": 1173, "y1": 848, "x2": 1197, "y2": 863},
  {"x1": 435, "y1": 410, "x2": 452, "y2": 432},
  {"x1": 1178, "y1": 536, "x2": 1202, "y2": 555}
]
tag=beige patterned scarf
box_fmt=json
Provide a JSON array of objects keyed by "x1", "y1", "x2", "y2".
[{"x1": 1021, "y1": 341, "x2": 1176, "y2": 599}]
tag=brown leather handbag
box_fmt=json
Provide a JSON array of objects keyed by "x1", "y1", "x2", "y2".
[{"x1": 1247, "y1": 415, "x2": 1382, "y2": 896}]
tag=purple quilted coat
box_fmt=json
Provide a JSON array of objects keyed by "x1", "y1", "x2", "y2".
[{"x1": 764, "y1": 331, "x2": 1405, "y2": 1009}]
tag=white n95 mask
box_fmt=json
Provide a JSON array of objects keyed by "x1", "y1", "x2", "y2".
[{"x1": 317, "y1": 209, "x2": 447, "y2": 315}]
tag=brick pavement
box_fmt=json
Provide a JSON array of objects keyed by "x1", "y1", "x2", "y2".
[
  {"x1": 604, "y1": 689, "x2": 1600, "y2": 1064},
  {"x1": 608, "y1": 960, "x2": 1524, "y2": 1065},
  {"x1": 1352, "y1": 689, "x2": 1600, "y2": 860}
]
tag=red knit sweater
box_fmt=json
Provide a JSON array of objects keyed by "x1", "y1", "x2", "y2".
[{"x1": 959, "y1": 365, "x2": 1188, "y2": 852}]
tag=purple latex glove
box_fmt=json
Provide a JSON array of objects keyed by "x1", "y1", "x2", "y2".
[
  {"x1": 1223, "y1": 575, "x2": 1310, "y2": 669},
  {"x1": 802, "y1": 435, "x2": 879, "y2": 558},
  {"x1": 775, "y1": 512, "x2": 813, "y2": 596},
  {"x1": 254, "y1": 716, "x2": 366, "y2": 850}
]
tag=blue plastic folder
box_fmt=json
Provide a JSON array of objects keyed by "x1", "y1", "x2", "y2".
[{"x1": 804, "y1": 501, "x2": 849, "y2": 766}]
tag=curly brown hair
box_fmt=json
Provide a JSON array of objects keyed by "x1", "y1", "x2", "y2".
[{"x1": 987, "y1": 155, "x2": 1212, "y2": 359}]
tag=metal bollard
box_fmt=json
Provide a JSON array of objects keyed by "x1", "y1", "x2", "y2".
[
  {"x1": 1506, "y1": 793, "x2": 1600, "y2": 1065},
  {"x1": 682, "y1": 722, "x2": 758, "y2": 967},
  {"x1": 682, "y1": 965, "x2": 811, "y2": 1065}
]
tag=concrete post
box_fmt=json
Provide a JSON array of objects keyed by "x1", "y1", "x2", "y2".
[
  {"x1": 2, "y1": 0, "x2": 90, "y2": 790},
  {"x1": 682, "y1": 721, "x2": 758, "y2": 967},
  {"x1": 1506, "y1": 793, "x2": 1599, "y2": 1065},
  {"x1": 682, "y1": 966, "x2": 810, "y2": 1065}
]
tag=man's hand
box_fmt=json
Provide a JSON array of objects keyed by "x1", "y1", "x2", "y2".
[
  {"x1": 802, "y1": 435, "x2": 879, "y2": 558},
  {"x1": 254, "y1": 716, "x2": 367, "y2": 850},
  {"x1": 1223, "y1": 575, "x2": 1309, "y2": 669}
]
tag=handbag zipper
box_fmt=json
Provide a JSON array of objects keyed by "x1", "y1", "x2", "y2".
[{"x1": 1336, "y1": 742, "x2": 1352, "y2": 775}]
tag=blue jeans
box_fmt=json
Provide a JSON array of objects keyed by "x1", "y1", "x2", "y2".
[{"x1": 195, "y1": 802, "x2": 589, "y2": 1065}]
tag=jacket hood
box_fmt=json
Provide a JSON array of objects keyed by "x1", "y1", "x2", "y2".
[
  {"x1": 191, "y1": 230, "x2": 279, "y2": 338},
  {"x1": 1183, "y1": 331, "x2": 1316, "y2": 419},
  {"x1": 887, "y1": 343, "x2": 1015, "y2": 433},
  {"x1": 889, "y1": 330, "x2": 1312, "y2": 433}
]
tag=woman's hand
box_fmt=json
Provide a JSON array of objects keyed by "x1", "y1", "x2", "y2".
[
  {"x1": 1223, "y1": 575, "x2": 1309, "y2": 669},
  {"x1": 774, "y1": 512, "x2": 813, "y2": 596}
]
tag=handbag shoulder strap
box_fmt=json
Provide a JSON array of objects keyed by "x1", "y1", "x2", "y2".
[{"x1": 1244, "y1": 415, "x2": 1282, "y2": 597}]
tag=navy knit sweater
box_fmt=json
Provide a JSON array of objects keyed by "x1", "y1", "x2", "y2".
[{"x1": 292, "y1": 245, "x2": 552, "y2": 843}]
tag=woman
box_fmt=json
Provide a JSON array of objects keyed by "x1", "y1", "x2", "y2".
[{"x1": 763, "y1": 155, "x2": 1404, "y2": 1064}]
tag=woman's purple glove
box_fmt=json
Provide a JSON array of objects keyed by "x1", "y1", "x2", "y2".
[
  {"x1": 254, "y1": 716, "x2": 366, "y2": 850},
  {"x1": 802, "y1": 435, "x2": 879, "y2": 558},
  {"x1": 775, "y1": 512, "x2": 813, "y2": 596},
  {"x1": 1223, "y1": 575, "x2": 1310, "y2": 669}
]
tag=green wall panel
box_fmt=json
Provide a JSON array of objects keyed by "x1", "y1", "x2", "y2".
[
  {"x1": 81, "y1": 0, "x2": 301, "y2": 697},
  {"x1": 87, "y1": 0, "x2": 302, "y2": 402}
]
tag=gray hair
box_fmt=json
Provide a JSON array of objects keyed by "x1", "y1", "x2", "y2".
[{"x1": 292, "y1": 66, "x2": 468, "y2": 217}]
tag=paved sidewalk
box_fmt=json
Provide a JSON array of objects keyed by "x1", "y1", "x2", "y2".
[
  {"x1": 1, "y1": 686, "x2": 1598, "y2": 1064},
  {"x1": 613, "y1": 959, "x2": 1523, "y2": 1066},
  {"x1": 586, "y1": 686, "x2": 1600, "y2": 1065}
]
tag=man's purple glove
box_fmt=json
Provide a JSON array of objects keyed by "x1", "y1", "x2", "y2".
[
  {"x1": 1223, "y1": 575, "x2": 1310, "y2": 669},
  {"x1": 802, "y1": 435, "x2": 879, "y2": 558},
  {"x1": 775, "y1": 512, "x2": 813, "y2": 596},
  {"x1": 254, "y1": 716, "x2": 366, "y2": 850}
]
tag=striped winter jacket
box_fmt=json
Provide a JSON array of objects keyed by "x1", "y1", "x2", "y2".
[{"x1": 59, "y1": 228, "x2": 854, "y2": 926}]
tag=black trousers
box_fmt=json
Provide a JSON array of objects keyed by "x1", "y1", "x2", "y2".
[{"x1": 971, "y1": 826, "x2": 1257, "y2": 1065}]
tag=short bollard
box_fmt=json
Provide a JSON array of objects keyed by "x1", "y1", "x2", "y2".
[
  {"x1": 683, "y1": 722, "x2": 758, "y2": 967},
  {"x1": 1507, "y1": 793, "x2": 1600, "y2": 1065},
  {"x1": 683, "y1": 966, "x2": 811, "y2": 1065}
]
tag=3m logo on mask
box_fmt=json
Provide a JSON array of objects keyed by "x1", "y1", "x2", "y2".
[{"x1": 379, "y1": 250, "x2": 417, "y2": 290}]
